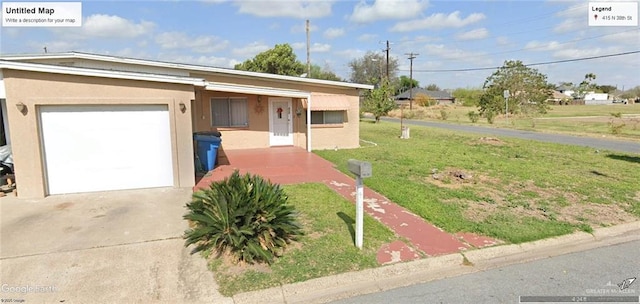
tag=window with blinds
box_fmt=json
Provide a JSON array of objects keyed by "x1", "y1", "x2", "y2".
[
  {"x1": 211, "y1": 97, "x2": 248, "y2": 127},
  {"x1": 310, "y1": 111, "x2": 344, "y2": 124}
]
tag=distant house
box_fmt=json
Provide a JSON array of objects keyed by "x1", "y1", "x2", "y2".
[
  {"x1": 395, "y1": 88, "x2": 455, "y2": 105},
  {"x1": 548, "y1": 90, "x2": 572, "y2": 105},
  {"x1": 584, "y1": 92, "x2": 610, "y2": 105},
  {"x1": 557, "y1": 85, "x2": 575, "y2": 97}
]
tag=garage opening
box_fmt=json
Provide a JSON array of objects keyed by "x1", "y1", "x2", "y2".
[{"x1": 39, "y1": 105, "x2": 174, "y2": 195}]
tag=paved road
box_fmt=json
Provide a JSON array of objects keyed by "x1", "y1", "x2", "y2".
[
  {"x1": 382, "y1": 117, "x2": 640, "y2": 154},
  {"x1": 333, "y1": 240, "x2": 640, "y2": 304}
]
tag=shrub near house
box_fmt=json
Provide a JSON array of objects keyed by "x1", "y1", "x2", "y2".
[{"x1": 183, "y1": 171, "x2": 303, "y2": 264}]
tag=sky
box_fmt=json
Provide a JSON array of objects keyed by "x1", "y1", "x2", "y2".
[{"x1": 1, "y1": 0, "x2": 639, "y2": 90}]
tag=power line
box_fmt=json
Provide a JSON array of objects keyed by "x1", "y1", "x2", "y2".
[{"x1": 403, "y1": 50, "x2": 640, "y2": 73}]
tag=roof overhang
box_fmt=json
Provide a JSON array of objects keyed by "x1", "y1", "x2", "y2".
[
  {"x1": 1, "y1": 52, "x2": 374, "y2": 90},
  {"x1": 205, "y1": 82, "x2": 311, "y2": 98},
  {"x1": 0, "y1": 60, "x2": 207, "y2": 86}
]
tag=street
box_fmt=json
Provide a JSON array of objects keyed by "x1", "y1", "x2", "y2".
[
  {"x1": 332, "y1": 239, "x2": 640, "y2": 304},
  {"x1": 381, "y1": 117, "x2": 640, "y2": 154}
]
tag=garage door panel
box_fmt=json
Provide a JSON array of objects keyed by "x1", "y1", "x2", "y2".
[{"x1": 40, "y1": 105, "x2": 174, "y2": 195}]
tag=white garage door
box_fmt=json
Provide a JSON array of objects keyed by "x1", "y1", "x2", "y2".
[{"x1": 40, "y1": 105, "x2": 174, "y2": 195}]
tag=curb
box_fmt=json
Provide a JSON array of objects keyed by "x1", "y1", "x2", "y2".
[{"x1": 230, "y1": 221, "x2": 640, "y2": 304}]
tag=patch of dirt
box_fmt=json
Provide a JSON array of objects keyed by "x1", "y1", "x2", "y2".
[
  {"x1": 476, "y1": 137, "x2": 506, "y2": 146},
  {"x1": 557, "y1": 203, "x2": 638, "y2": 226},
  {"x1": 425, "y1": 168, "x2": 499, "y2": 189},
  {"x1": 211, "y1": 250, "x2": 274, "y2": 276},
  {"x1": 461, "y1": 200, "x2": 500, "y2": 222}
]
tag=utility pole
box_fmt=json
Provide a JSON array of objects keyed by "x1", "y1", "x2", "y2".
[
  {"x1": 381, "y1": 40, "x2": 392, "y2": 80},
  {"x1": 306, "y1": 20, "x2": 311, "y2": 78},
  {"x1": 406, "y1": 53, "x2": 418, "y2": 110}
]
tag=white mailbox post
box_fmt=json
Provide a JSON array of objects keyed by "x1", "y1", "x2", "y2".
[{"x1": 347, "y1": 159, "x2": 372, "y2": 249}]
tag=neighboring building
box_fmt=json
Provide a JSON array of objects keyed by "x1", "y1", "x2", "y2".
[
  {"x1": 395, "y1": 88, "x2": 455, "y2": 105},
  {"x1": 557, "y1": 85, "x2": 575, "y2": 97},
  {"x1": 547, "y1": 91, "x2": 573, "y2": 105},
  {"x1": 584, "y1": 92, "x2": 610, "y2": 105},
  {"x1": 0, "y1": 52, "x2": 372, "y2": 198}
]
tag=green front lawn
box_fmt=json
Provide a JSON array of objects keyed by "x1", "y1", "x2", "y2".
[
  {"x1": 208, "y1": 183, "x2": 397, "y2": 296},
  {"x1": 316, "y1": 121, "x2": 640, "y2": 244}
]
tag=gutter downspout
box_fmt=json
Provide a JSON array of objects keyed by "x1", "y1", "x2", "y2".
[{"x1": 306, "y1": 94, "x2": 312, "y2": 152}]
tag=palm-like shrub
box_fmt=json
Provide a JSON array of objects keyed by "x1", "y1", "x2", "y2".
[{"x1": 183, "y1": 170, "x2": 302, "y2": 264}]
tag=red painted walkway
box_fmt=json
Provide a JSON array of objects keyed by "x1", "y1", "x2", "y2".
[{"x1": 195, "y1": 147, "x2": 501, "y2": 265}]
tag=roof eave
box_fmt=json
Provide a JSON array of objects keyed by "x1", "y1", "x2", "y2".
[{"x1": 0, "y1": 52, "x2": 373, "y2": 90}]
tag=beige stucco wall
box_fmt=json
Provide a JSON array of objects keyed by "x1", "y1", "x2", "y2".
[
  {"x1": 2, "y1": 69, "x2": 196, "y2": 198},
  {"x1": 309, "y1": 94, "x2": 360, "y2": 150},
  {"x1": 193, "y1": 73, "x2": 361, "y2": 151}
]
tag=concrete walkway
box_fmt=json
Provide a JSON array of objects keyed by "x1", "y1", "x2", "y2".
[{"x1": 196, "y1": 147, "x2": 500, "y2": 264}]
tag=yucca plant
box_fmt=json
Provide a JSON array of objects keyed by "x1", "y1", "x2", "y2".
[{"x1": 183, "y1": 170, "x2": 302, "y2": 264}]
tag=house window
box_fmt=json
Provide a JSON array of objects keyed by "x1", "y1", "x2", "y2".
[
  {"x1": 311, "y1": 111, "x2": 344, "y2": 124},
  {"x1": 211, "y1": 97, "x2": 248, "y2": 127}
]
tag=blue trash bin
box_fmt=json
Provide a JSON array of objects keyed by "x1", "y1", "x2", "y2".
[{"x1": 194, "y1": 133, "x2": 222, "y2": 171}]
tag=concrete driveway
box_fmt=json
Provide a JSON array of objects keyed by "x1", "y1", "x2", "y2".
[{"x1": 0, "y1": 188, "x2": 232, "y2": 303}]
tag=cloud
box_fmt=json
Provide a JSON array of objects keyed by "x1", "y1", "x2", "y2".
[
  {"x1": 291, "y1": 42, "x2": 306, "y2": 50},
  {"x1": 311, "y1": 43, "x2": 331, "y2": 52},
  {"x1": 455, "y1": 28, "x2": 489, "y2": 41},
  {"x1": 552, "y1": 46, "x2": 622, "y2": 60},
  {"x1": 158, "y1": 53, "x2": 238, "y2": 68},
  {"x1": 155, "y1": 31, "x2": 229, "y2": 53},
  {"x1": 349, "y1": 0, "x2": 428, "y2": 23},
  {"x1": 231, "y1": 42, "x2": 270, "y2": 58},
  {"x1": 423, "y1": 44, "x2": 491, "y2": 64},
  {"x1": 496, "y1": 36, "x2": 510, "y2": 46},
  {"x1": 335, "y1": 48, "x2": 366, "y2": 60},
  {"x1": 235, "y1": 0, "x2": 333, "y2": 19},
  {"x1": 391, "y1": 11, "x2": 485, "y2": 32},
  {"x1": 553, "y1": 2, "x2": 585, "y2": 33},
  {"x1": 357, "y1": 33, "x2": 378, "y2": 42},
  {"x1": 324, "y1": 27, "x2": 345, "y2": 39},
  {"x1": 30, "y1": 40, "x2": 80, "y2": 53},
  {"x1": 524, "y1": 40, "x2": 564, "y2": 52},
  {"x1": 81, "y1": 14, "x2": 155, "y2": 38},
  {"x1": 290, "y1": 22, "x2": 318, "y2": 33}
]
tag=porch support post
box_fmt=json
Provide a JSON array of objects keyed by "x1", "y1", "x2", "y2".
[{"x1": 306, "y1": 94, "x2": 312, "y2": 152}]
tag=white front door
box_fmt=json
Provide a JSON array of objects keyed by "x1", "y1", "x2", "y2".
[{"x1": 269, "y1": 97, "x2": 293, "y2": 146}]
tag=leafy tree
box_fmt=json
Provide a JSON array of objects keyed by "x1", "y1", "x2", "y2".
[
  {"x1": 479, "y1": 60, "x2": 552, "y2": 120},
  {"x1": 183, "y1": 171, "x2": 303, "y2": 265},
  {"x1": 620, "y1": 85, "x2": 640, "y2": 99},
  {"x1": 395, "y1": 75, "x2": 420, "y2": 95},
  {"x1": 309, "y1": 64, "x2": 342, "y2": 81},
  {"x1": 349, "y1": 51, "x2": 399, "y2": 85},
  {"x1": 363, "y1": 79, "x2": 395, "y2": 122},
  {"x1": 596, "y1": 85, "x2": 617, "y2": 94},
  {"x1": 234, "y1": 43, "x2": 305, "y2": 76},
  {"x1": 425, "y1": 83, "x2": 441, "y2": 91},
  {"x1": 572, "y1": 73, "x2": 598, "y2": 99},
  {"x1": 452, "y1": 88, "x2": 483, "y2": 107}
]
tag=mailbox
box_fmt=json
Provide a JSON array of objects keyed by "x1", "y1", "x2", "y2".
[{"x1": 348, "y1": 159, "x2": 372, "y2": 178}]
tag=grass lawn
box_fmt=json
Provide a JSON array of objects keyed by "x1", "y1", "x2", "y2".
[
  {"x1": 316, "y1": 121, "x2": 640, "y2": 244},
  {"x1": 207, "y1": 183, "x2": 397, "y2": 296},
  {"x1": 390, "y1": 104, "x2": 640, "y2": 140}
]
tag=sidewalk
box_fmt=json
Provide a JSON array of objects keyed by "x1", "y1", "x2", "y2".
[{"x1": 197, "y1": 147, "x2": 500, "y2": 264}]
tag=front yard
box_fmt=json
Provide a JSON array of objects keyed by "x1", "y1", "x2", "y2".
[{"x1": 317, "y1": 121, "x2": 640, "y2": 243}]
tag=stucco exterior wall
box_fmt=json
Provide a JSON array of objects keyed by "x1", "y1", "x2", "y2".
[
  {"x1": 2, "y1": 69, "x2": 196, "y2": 198},
  {"x1": 193, "y1": 74, "x2": 361, "y2": 151},
  {"x1": 309, "y1": 94, "x2": 360, "y2": 150}
]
